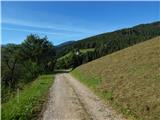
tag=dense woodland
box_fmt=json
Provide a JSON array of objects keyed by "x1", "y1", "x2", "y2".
[
  {"x1": 55, "y1": 21, "x2": 160, "y2": 69},
  {"x1": 1, "y1": 35, "x2": 56, "y2": 102}
]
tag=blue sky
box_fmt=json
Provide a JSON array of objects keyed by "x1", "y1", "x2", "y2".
[{"x1": 1, "y1": 1, "x2": 159, "y2": 45}]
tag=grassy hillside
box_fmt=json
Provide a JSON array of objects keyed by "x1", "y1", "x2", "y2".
[
  {"x1": 71, "y1": 37, "x2": 160, "y2": 120},
  {"x1": 58, "y1": 48, "x2": 95, "y2": 60},
  {"x1": 80, "y1": 48, "x2": 95, "y2": 53},
  {"x1": 55, "y1": 48, "x2": 95, "y2": 69},
  {"x1": 2, "y1": 75, "x2": 54, "y2": 120}
]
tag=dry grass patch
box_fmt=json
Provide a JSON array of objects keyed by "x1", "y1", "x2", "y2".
[{"x1": 71, "y1": 37, "x2": 160, "y2": 120}]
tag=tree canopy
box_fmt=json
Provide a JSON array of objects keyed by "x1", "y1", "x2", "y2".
[{"x1": 1, "y1": 34, "x2": 56, "y2": 102}]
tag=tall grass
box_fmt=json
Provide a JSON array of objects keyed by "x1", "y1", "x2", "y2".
[{"x1": 2, "y1": 75, "x2": 54, "y2": 120}]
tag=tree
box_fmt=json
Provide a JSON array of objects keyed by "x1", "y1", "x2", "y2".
[
  {"x1": 20, "y1": 34, "x2": 56, "y2": 73},
  {"x1": 1, "y1": 34, "x2": 56, "y2": 103},
  {"x1": 1, "y1": 44, "x2": 21, "y2": 88}
]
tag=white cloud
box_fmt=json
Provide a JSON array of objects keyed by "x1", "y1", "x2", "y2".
[
  {"x1": 3, "y1": 27, "x2": 62, "y2": 35},
  {"x1": 2, "y1": 18, "x2": 97, "y2": 34}
]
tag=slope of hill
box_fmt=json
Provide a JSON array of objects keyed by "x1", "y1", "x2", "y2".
[
  {"x1": 57, "y1": 21, "x2": 160, "y2": 58},
  {"x1": 55, "y1": 48, "x2": 95, "y2": 69},
  {"x1": 58, "y1": 48, "x2": 95, "y2": 60},
  {"x1": 71, "y1": 37, "x2": 160, "y2": 120},
  {"x1": 56, "y1": 21, "x2": 160, "y2": 69}
]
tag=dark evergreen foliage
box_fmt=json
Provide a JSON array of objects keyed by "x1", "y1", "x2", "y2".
[{"x1": 55, "y1": 21, "x2": 160, "y2": 69}]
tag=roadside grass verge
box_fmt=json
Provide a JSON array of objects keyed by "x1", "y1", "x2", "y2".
[
  {"x1": 71, "y1": 37, "x2": 160, "y2": 120},
  {"x1": 71, "y1": 70, "x2": 136, "y2": 120},
  {"x1": 71, "y1": 70, "x2": 101, "y2": 90},
  {"x1": 2, "y1": 74, "x2": 54, "y2": 120},
  {"x1": 71, "y1": 70, "x2": 115, "y2": 103}
]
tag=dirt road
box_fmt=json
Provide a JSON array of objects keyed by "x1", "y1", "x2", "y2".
[{"x1": 41, "y1": 73, "x2": 125, "y2": 120}]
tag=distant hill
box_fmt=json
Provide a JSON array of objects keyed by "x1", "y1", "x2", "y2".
[
  {"x1": 56, "y1": 41, "x2": 75, "y2": 48},
  {"x1": 56, "y1": 21, "x2": 160, "y2": 68},
  {"x1": 57, "y1": 21, "x2": 160, "y2": 55},
  {"x1": 71, "y1": 36, "x2": 160, "y2": 120}
]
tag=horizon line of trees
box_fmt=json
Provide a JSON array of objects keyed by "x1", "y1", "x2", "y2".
[{"x1": 55, "y1": 21, "x2": 160, "y2": 69}]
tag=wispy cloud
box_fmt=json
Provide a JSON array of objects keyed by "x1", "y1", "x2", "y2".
[
  {"x1": 2, "y1": 27, "x2": 70, "y2": 36},
  {"x1": 2, "y1": 18, "x2": 97, "y2": 35}
]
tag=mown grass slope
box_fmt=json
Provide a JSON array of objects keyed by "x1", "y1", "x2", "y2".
[
  {"x1": 71, "y1": 37, "x2": 160, "y2": 120},
  {"x1": 2, "y1": 75, "x2": 54, "y2": 120}
]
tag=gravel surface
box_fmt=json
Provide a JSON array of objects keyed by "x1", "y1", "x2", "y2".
[{"x1": 41, "y1": 73, "x2": 125, "y2": 120}]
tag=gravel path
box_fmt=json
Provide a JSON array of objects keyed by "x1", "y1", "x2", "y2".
[{"x1": 41, "y1": 73, "x2": 125, "y2": 120}]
